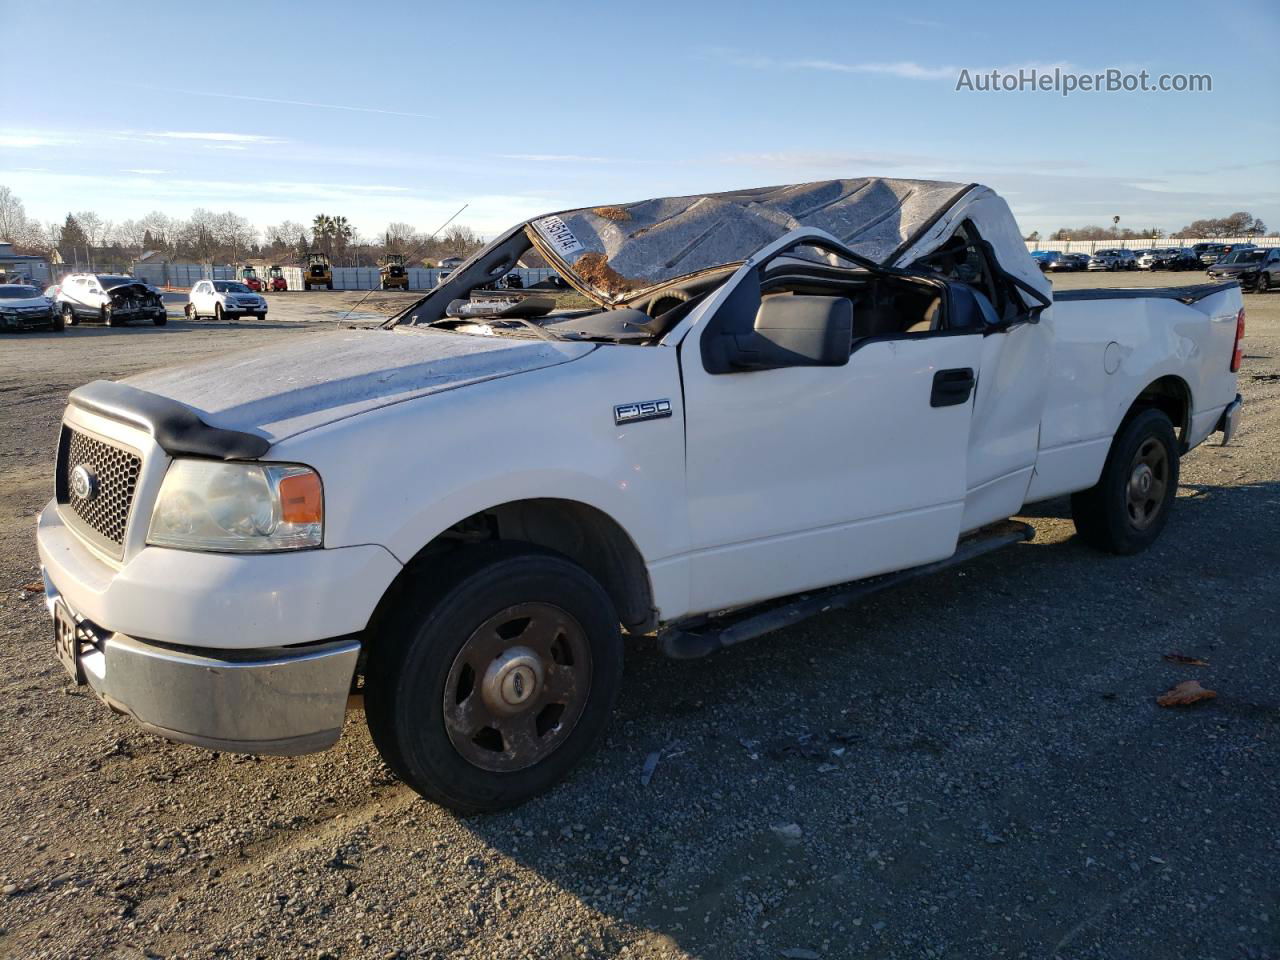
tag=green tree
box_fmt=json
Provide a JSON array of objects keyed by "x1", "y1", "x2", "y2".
[{"x1": 58, "y1": 213, "x2": 89, "y2": 265}]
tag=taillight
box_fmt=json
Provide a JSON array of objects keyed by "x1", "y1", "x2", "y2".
[{"x1": 1230, "y1": 307, "x2": 1245, "y2": 373}]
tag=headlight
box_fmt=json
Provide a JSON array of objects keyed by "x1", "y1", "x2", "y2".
[{"x1": 147, "y1": 460, "x2": 323, "y2": 552}]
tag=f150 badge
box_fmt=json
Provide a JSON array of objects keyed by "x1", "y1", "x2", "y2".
[{"x1": 614, "y1": 399, "x2": 672, "y2": 425}]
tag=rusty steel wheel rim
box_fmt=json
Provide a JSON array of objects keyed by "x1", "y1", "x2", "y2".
[
  {"x1": 1126, "y1": 437, "x2": 1169, "y2": 531},
  {"x1": 442, "y1": 602, "x2": 592, "y2": 772}
]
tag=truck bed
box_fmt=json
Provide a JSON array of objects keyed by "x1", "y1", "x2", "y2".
[{"x1": 1053, "y1": 281, "x2": 1237, "y2": 304}]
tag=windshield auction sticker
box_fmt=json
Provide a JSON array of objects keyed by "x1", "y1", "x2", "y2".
[{"x1": 533, "y1": 216, "x2": 585, "y2": 258}]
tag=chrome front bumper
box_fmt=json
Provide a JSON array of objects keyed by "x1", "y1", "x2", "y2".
[
  {"x1": 44, "y1": 575, "x2": 359, "y2": 756},
  {"x1": 1217, "y1": 394, "x2": 1243, "y2": 446}
]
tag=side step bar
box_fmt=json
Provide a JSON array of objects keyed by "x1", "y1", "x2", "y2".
[{"x1": 658, "y1": 520, "x2": 1034, "y2": 659}]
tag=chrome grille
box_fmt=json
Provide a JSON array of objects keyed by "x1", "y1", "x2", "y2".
[{"x1": 58, "y1": 427, "x2": 141, "y2": 549}]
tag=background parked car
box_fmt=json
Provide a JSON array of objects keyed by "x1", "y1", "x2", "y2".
[
  {"x1": 186, "y1": 280, "x2": 269, "y2": 320},
  {"x1": 1047, "y1": 253, "x2": 1087, "y2": 272},
  {"x1": 1031, "y1": 250, "x2": 1066, "y2": 272},
  {"x1": 1199, "y1": 242, "x2": 1255, "y2": 267},
  {"x1": 54, "y1": 274, "x2": 168, "y2": 327},
  {"x1": 0, "y1": 283, "x2": 62, "y2": 332},
  {"x1": 1207, "y1": 247, "x2": 1280, "y2": 292}
]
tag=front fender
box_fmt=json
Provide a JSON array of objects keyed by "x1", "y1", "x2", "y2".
[{"x1": 266, "y1": 341, "x2": 689, "y2": 576}]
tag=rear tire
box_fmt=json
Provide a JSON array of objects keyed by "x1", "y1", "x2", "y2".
[
  {"x1": 52, "y1": 311, "x2": 65, "y2": 332},
  {"x1": 364, "y1": 544, "x2": 623, "y2": 814},
  {"x1": 185, "y1": 303, "x2": 198, "y2": 320},
  {"x1": 326, "y1": 281, "x2": 333, "y2": 290},
  {"x1": 1258, "y1": 273, "x2": 1271, "y2": 294},
  {"x1": 1071, "y1": 408, "x2": 1179, "y2": 555},
  {"x1": 62, "y1": 304, "x2": 78, "y2": 326},
  {"x1": 153, "y1": 314, "x2": 167, "y2": 326}
]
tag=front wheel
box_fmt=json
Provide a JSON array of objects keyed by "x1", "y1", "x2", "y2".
[
  {"x1": 1071, "y1": 408, "x2": 1179, "y2": 555},
  {"x1": 214, "y1": 304, "x2": 224, "y2": 322},
  {"x1": 364, "y1": 545, "x2": 623, "y2": 814},
  {"x1": 102, "y1": 305, "x2": 119, "y2": 327},
  {"x1": 1257, "y1": 273, "x2": 1271, "y2": 294}
]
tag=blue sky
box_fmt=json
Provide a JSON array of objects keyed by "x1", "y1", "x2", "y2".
[{"x1": 3, "y1": 0, "x2": 1277, "y2": 240}]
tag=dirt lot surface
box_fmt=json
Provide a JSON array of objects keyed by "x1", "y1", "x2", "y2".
[{"x1": 1, "y1": 272, "x2": 1277, "y2": 960}]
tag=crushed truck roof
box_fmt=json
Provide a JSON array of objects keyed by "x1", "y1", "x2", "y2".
[{"x1": 527, "y1": 177, "x2": 973, "y2": 305}]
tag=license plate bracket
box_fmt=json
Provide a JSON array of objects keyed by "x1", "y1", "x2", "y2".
[{"x1": 54, "y1": 602, "x2": 86, "y2": 685}]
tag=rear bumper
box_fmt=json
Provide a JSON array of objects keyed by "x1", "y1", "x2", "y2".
[
  {"x1": 44, "y1": 576, "x2": 359, "y2": 755},
  {"x1": 1217, "y1": 393, "x2": 1243, "y2": 445}
]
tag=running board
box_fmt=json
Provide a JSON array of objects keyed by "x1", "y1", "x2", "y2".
[{"x1": 658, "y1": 520, "x2": 1034, "y2": 660}]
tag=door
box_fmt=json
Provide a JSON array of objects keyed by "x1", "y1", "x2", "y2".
[
  {"x1": 678, "y1": 244, "x2": 984, "y2": 616},
  {"x1": 928, "y1": 222, "x2": 1052, "y2": 532},
  {"x1": 194, "y1": 282, "x2": 212, "y2": 314}
]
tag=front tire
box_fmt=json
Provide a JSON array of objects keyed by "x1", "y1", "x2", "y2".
[
  {"x1": 101, "y1": 305, "x2": 119, "y2": 327},
  {"x1": 364, "y1": 544, "x2": 623, "y2": 814},
  {"x1": 214, "y1": 304, "x2": 224, "y2": 322},
  {"x1": 1071, "y1": 408, "x2": 1179, "y2": 555},
  {"x1": 1257, "y1": 273, "x2": 1271, "y2": 294}
]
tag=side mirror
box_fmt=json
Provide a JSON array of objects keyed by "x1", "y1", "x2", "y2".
[{"x1": 723, "y1": 295, "x2": 852, "y2": 371}]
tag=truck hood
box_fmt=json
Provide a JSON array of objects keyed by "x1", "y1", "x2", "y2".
[{"x1": 123, "y1": 327, "x2": 593, "y2": 443}]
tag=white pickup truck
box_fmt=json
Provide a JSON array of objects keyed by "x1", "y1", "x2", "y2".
[{"x1": 37, "y1": 178, "x2": 1244, "y2": 812}]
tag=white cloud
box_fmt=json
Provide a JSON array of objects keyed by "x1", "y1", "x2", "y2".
[
  {"x1": 145, "y1": 131, "x2": 287, "y2": 144},
  {"x1": 0, "y1": 133, "x2": 73, "y2": 149},
  {"x1": 122, "y1": 168, "x2": 166, "y2": 175},
  {"x1": 498, "y1": 153, "x2": 618, "y2": 164},
  {"x1": 708, "y1": 48, "x2": 1074, "y2": 82}
]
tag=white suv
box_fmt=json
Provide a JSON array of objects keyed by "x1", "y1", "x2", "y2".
[
  {"x1": 186, "y1": 280, "x2": 268, "y2": 321},
  {"x1": 54, "y1": 274, "x2": 168, "y2": 327}
]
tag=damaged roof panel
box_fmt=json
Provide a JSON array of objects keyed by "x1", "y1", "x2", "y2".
[{"x1": 528, "y1": 177, "x2": 972, "y2": 305}]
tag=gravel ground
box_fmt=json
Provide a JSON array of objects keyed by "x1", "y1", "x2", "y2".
[{"x1": 0, "y1": 271, "x2": 1276, "y2": 960}]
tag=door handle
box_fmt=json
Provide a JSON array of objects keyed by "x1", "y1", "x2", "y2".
[{"x1": 931, "y1": 367, "x2": 975, "y2": 407}]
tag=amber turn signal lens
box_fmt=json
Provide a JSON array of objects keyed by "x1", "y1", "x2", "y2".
[{"x1": 279, "y1": 471, "x2": 323, "y2": 524}]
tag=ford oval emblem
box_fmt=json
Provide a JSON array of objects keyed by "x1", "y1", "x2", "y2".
[{"x1": 70, "y1": 464, "x2": 98, "y2": 501}]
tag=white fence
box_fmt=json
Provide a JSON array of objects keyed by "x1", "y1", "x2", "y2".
[
  {"x1": 1025, "y1": 236, "x2": 1280, "y2": 254},
  {"x1": 127, "y1": 262, "x2": 559, "y2": 292}
]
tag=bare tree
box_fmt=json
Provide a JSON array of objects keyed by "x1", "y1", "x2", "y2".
[
  {"x1": 0, "y1": 185, "x2": 29, "y2": 242},
  {"x1": 75, "y1": 211, "x2": 105, "y2": 247}
]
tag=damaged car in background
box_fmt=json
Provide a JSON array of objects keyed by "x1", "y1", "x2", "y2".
[
  {"x1": 38, "y1": 177, "x2": 1244, "y2": 812},
  {"x1": 54, "y1": 273, "x2": 168, "y2": 327}
]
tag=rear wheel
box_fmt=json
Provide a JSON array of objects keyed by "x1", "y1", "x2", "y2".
[
  {"x1": 364, "y1": 544, "x2": 623, "y2": 814},
  {"x1": 326, "y1": 281, "x2": 333, "y2": 290},
  {"x1": 185, "y1": 303, "x2": 198, "y2": 320},
  {"x1": 1071, "y1": 408, "x2": 1179, "y2": 555},
  {"x1": 304, "y1": 281, "x2": 312, "y2": 291},
  {"x1": 153, "y1": 313, "x2": 167, "y2": 326},
  {"x1": 62, "y1": 304, "x2": 77, "y2": 326},
  {"x1": 51, "y1": 310, "x2": 65, "y2": 332},
  {"x1": 1258, "y1": 273, "x2": 1271, "y2": 294}
]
